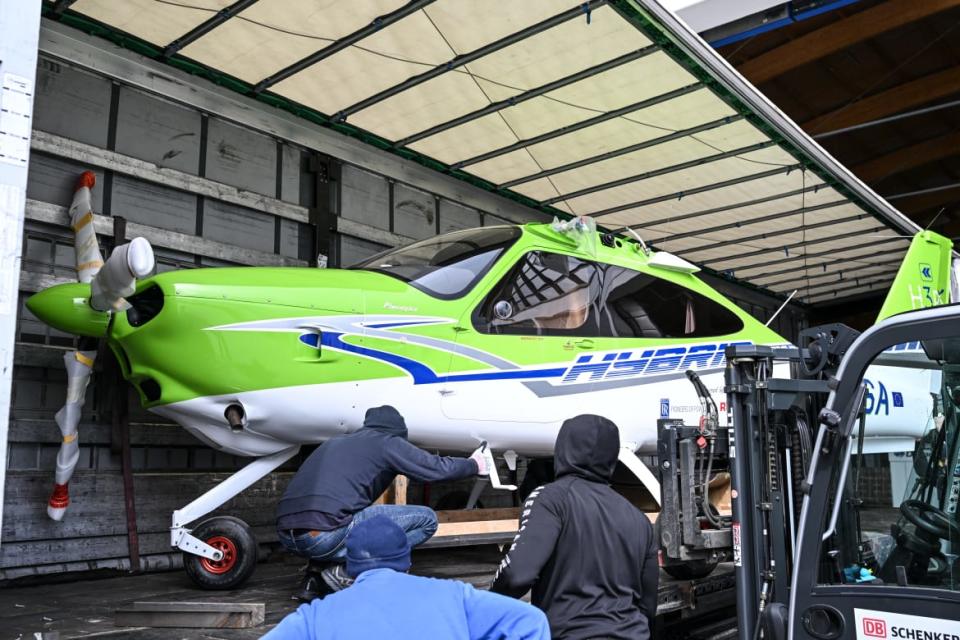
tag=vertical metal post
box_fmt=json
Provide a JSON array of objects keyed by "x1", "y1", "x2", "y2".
[
  {"x1": 0, "y1": 1, "x2": 42, "y2": 546},
  {"x1": 111, "y1": 216, "x2": 141, "y2": 572},
  {"x1": 311, "y1": 155, "x2": 338, "y2": 268},
  {"x1": 726, "y1": 355, "x2": 758, "y2": 640}
]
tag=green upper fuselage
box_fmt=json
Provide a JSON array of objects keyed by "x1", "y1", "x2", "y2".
[{"x1": 27, "y1": 223, "x2": 786, "y2": 409}]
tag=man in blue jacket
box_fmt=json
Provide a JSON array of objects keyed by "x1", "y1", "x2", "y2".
[
  {"x1": 276, "y1": 405, "x2": 487, "y2": 600},
  {"x1": 263, "y1": 515, "x2": 549, "y2": 640}
]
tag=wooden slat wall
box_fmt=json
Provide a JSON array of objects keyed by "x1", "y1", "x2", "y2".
[{"x1": 5, "y1": 52, "x2": 539, "y2": 581}]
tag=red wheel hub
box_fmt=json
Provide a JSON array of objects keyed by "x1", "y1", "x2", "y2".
[{"x1": 199, "y1": 535, "x2": 238, "y2": 574}]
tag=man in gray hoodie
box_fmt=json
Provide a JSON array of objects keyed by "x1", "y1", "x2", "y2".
[{"x1": 276, "y1": 405, "x2": 486, "y2": 600}]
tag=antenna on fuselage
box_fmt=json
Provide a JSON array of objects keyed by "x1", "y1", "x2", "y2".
[
  {"x1": 765, "y1": 289, "x2": 798, "y2": 327},
  {"x1": 623, "y1": 227, "x2": 650, "y2": 255}
]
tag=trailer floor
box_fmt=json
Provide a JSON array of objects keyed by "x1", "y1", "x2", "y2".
[{"x1": 1, "y1": 548, "x2": 736, "y2": 639}]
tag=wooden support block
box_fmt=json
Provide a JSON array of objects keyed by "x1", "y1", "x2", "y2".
[
  {"x1": 436, "y1": 519, "x2": 519, "y2": 537},
  {"x1": 427, "y1": 508, "x2": 524, "y2": 538},
  {"x1": 394, "y1": 475, "x2": 408, "y2": 506},
  {"x1": 114, "y1": 602, "x2": 265, "y2": 629},
  {"x1": 436, "y1": 508, "x2": 519, "y2": 524},
  {"x1": 709, "y1": 472, "x2": 733, "y2": 515},
  {"x1": 374, "y1": 475, "x2": 409, "y2": 505}
]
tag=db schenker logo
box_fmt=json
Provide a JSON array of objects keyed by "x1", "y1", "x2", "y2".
[{"x1": 864, "y1": 618, "x2": 887, "y2": 638}]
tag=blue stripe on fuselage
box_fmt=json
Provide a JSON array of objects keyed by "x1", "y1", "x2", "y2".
[
  {"x1": 300, "y1": 332, "x2": 563, "y2": 385},
  {"x1": 301, "y1": 333, "x2": 750, "y2": 387}
]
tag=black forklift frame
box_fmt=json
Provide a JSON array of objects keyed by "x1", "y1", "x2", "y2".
[
  {"x1": 656, "y1": 325, "x2": 855, "y2": 590},
  {"x1": 788, "y1": 305, "x2": 960, "y2": 640},
  {"x1": 717, "y1": 321, "x2": 860, "y2": 640},
  {"x1": 724, "y1": 342, "x2": 837, "y2": 640}
]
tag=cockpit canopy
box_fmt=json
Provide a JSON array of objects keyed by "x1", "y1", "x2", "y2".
[{"x1": 353, "y1": 226, "x2": 520, "y2": 299}]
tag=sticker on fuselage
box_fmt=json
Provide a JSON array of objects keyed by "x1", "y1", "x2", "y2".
[{"x1": 855, "y1": 608, "x2": 960, "y2": 640}]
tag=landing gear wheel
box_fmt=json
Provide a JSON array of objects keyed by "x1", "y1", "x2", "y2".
[
  {"x1": 183, "y1": 516, "x2": 257, "y2": 590},
  {"x1": 663, "y1": 559, "x2": 719, "y2": 580}
]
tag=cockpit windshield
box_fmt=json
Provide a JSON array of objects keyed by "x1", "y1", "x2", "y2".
[{"x1": 352, "y1": 226, "x2": 520, "y2": 299}]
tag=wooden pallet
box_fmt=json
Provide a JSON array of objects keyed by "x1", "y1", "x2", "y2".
[
  {"x1": 114, "y1": 602, "x2": 264, "y2": 629},
  {"x1": 375, "y1": 476, "x2": 519, "y2": 545}
]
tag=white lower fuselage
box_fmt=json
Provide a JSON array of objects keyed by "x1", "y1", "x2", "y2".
[{"x1": 151, "y1": 361, "x2": 932, "y2": 459}]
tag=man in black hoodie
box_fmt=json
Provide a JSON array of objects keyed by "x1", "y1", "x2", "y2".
[
  {"x1": 276, "y1": 405, "x2": 486, "y2": 600},
  {"x1": 491, "y1": 415, "x2": 659, "y2": 640}
]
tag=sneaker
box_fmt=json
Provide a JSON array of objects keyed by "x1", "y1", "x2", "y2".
[
  {"x1": 307, "y1": 559, "x2": 327, "y2": 575},
  {"x1": 293, "y1": 573, "x2": 330, "y2": 603},
  {"x1": 320, "y1": 564, "x2": 354, "y2": 592}
]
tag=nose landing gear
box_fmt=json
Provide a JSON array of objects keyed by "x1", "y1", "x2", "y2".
[
  {"x1": 183, "y1": 516, "x2": 257, "y2": 589},
  {"x1": 172, "y1": 444, "x2": 301, "y2": 590}
]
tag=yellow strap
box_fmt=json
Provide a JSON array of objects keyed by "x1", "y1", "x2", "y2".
[
  {"x1": 63, "y1": 433, "x2": 77, "y2": 443},
  {"x1": 71, "y1": 211, "x2": 93, "y2": 232},
  {"x1": 76, "y1": 259, "x2": 103, "y2": 272},
  {"x1": 74, "y1": 352, "x2": 94, "y2": 367}
]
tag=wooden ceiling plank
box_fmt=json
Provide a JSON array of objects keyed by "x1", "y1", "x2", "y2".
[
  {"x1": 804, "y1": 66, "x2": 960, "y2": 134},
  {"x1": 738, "y1": 0, "x2": 960, "y2": 84},
  {"x1": 854, "y1": 130, "x2": 960, "y2": 182},
  {"x1": 891, "y1": 183, "x2": 960, "y2": 212}
]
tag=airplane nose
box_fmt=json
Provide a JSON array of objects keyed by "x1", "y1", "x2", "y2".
[{"x1": 26, "y1": 282, "x2": 109, "y2": 338}]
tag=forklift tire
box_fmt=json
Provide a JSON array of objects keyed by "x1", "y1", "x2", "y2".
[
  {"x1": 663, "y1": 559, "x2": 719, "y2": 580},
  {"x1": 183, "y1": 516, "x2": 257, "y2": 590}
]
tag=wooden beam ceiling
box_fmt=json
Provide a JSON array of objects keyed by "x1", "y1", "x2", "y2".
[
  {"x1": 736, "y1": 0, "x2": 960, "y2": 85},
  {"x1": 803, "y1": 66, "x2": 960, "y2": 134},
  {"x1": 853, "y1": 131, "x2": 960, "y2": 183},
  {"x1": 931, "y1": 216, "x2": 960, "y2": 239},
  {"x1": 889, "y1": 183, "x2": 960, "y2": 213}
]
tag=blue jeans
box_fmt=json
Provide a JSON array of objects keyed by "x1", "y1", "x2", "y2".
[{"x1": 277, "y1": 504, "x2": 439, "y2": 564}]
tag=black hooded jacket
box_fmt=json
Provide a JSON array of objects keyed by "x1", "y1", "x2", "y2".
[
  {"x1": 490, "y1": 415, "x2": 659, "y2": 640},
  {"x1": 276, "y1": 406, "x2": 478, "y2": 532}
]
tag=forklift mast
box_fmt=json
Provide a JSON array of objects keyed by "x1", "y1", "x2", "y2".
[
  {"x1": 724, "y1": 324, "x2": 859, "y2": 640},
  {"x1": 653, "y1": 324, "x2": 856, "y2": 592},
  {"x1": 718, "y1": 308, "x2": 960, "y2": 640}
]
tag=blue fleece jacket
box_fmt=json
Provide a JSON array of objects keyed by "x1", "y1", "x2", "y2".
[
  {"x1": 262, "y1": 569, "x2": 550, "y2": 640},
  {"x1": 276, "y1": 423, "x2": 478, "y2": 532}
]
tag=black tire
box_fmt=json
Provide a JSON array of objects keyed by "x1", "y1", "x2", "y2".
[
  {"x1": 183, "y1": 516, "x2": 257, "y2": 590},
  {"x1": 663, "y1": 559, "x2": 719, "y2": 580}
]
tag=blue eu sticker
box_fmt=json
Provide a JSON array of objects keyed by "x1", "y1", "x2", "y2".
[
  {"x1": 892, "y1": 392, "x2": 903, "y2": 408},
  {"x1": 660, "y1": 398, "x2": 670, "y2": 418}
]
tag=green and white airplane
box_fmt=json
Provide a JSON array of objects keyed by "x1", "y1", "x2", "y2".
[{"x1": 25, "y1": 172, "x2": 954, "y2": 585}]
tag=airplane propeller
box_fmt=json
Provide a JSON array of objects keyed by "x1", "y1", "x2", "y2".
[{"x1": 46, "y1": 171, "x2": 155, "y2": 521}]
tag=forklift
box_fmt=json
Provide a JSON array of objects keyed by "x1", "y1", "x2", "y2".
[{"x1": 657, "y1": 305, "x2": 960, "y2": 639}]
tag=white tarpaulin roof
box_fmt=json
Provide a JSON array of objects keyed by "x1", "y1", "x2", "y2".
[{"x1": 65, "y1": 0, "x2": 921, "y2": 305}]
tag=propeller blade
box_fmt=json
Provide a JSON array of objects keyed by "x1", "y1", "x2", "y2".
[
  {"x1": 48, "y1": 346, "x2": 96, "y2": 521},
  {"x1": 45, "y1": 171, "x2": 136, "y2": 521},
  {"x1": 69, "y1": 171, "x2": 103, "y2": 284}
]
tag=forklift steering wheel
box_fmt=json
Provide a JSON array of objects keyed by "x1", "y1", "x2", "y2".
[{"x1": 900, "y1": 499, "x2": 960, "y2": 540}]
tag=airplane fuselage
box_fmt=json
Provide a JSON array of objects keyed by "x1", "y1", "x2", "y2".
[
  {"x1": 33, "y1": 224, "x2": 930, "y2": 460},
  {"x1": 109, "y1": 224, "x2": 787, "y2": 457}
]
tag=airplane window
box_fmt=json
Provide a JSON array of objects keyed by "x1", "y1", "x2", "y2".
[
  {"x1": 353, "y1": 226, "x2": 520, "y2": 299},
  {"x1": 602, "y1": 268, "x2": 745, "y2": 339},
  {"x1": 477, "y1": 253, "x2": 745, "y2": 338},
  {"x1": 817, "y1": 342, "x2": 960, "y2": 591},
  {"x1": 477, "y1": 251, "x2": 601, "y2": 335}
]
